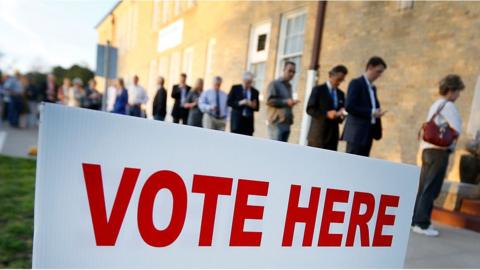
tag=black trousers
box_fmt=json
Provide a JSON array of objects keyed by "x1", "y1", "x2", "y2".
[
  {"x1": 231, "y1": 116, "x2": 254, "y2": 136},
  {"x1": 412, "y1": 148, "x2": 450, "y2": 229},
  {"x1": 346, "y1": 138, "x2": 373, "y2": 157},
  {"x1": 308, "y1": 139, "x2": 339, "y2": 151}
]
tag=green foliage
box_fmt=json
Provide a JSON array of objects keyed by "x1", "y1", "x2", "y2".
[
  {"x1": 51, "y1": 64, "x2": 94, "y2": 86},
  {"x1": 0, "y1": 155, "x2": 36, "y2": 268}
]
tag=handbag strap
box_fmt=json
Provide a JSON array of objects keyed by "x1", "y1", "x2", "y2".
[{"x1": 429, "y1": 100, "x2": 449, "y2": 122}]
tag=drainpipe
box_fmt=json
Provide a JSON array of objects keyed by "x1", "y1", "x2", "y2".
[{"x1": 299, "y1": 1, "x2": 327, "y2": 145}]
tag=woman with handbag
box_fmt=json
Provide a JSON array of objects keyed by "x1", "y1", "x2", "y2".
[{"x1": 412, "y1": 74, "x2": 465, "y2": 237}]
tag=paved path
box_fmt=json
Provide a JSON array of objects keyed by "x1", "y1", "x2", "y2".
[
  {"x1": 405, "y1": 223, "x2": 480, "y2": 268},
  {"x1": 0, "y1": 122, "x2": 38, "y2": 158}
]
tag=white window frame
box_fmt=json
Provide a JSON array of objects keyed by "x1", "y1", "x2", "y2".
[
  {"x1": 247, "y1": 20, "x2": 271, "y2": 100},
  {"x1": 162, "y1": 0, "x2": 170, "y2": 24},
  {"x1": 169, "y1": 52, "x2": 181, "y2": 90},
  {"x1": 152, "y1": 0, "x2": 160, "y2": 30},
  {"x1": 204, "y1": 38, "x2": 216, "y2": 86},
  {"x1": 182, "y1": 46, "x2": 194, "y2": 84},
  {"x1": 398, "y1": 0, "x2": 414, "y2": 10},
  {"x1": 174, "y1": 0, "x2": 181, "y2": 16},
  {"x1": 275, "y1": 8, "x2": 307, "y2": 96},
  {"x1": 467, "y1": 76, "x2": 480, "y2": 136}
]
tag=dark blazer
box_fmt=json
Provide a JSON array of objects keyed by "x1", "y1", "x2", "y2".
[
  {"x1": 152, "y1": 87, "x2": 167, "y2": 118},
  {"x1": 171, "y1": 84, "x2": 191, "y2": 118},
  {"x1": 342, "y1": 76, "x2": 382, "y2": 146},
  {"x1": 306, "y1": 83, "x2": 345, "y2": 149},
  {"x1": 227, "y1": 84, "x2": 260, "y2": 135}
]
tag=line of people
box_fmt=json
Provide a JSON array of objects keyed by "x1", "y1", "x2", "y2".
[
  {"x1": 111, "y1": 72, "x2": 260, "y2": 136},
  {"x1": 0, "y1": 71, "x2": 102, "y2": 129},
  {"x1": 304, "y1": 56, "x2": 465, "y2": 237}
]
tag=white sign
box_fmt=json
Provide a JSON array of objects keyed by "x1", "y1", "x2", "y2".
[
  {"x1": 33, "y1": 104, "x2": 419, "y2": 268},
  {"x1": 157, "y1": 19, "x2": 183, "y2": 53}
]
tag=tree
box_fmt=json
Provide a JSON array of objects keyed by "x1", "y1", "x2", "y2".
[{"x1": 51, "y1": 64, "x2": 94, "y2": 86}]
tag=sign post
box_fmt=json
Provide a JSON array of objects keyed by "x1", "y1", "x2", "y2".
[{"x1": 33, "y1": 104, "x2": 419, "y2": 268}]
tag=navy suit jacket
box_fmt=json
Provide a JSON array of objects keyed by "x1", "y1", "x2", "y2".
[
  {"x1": 306, "y1": 83, "x2": 345, "y2": 146},
  {"x1": 227, "y1": 84, "x2": 259, "y2": 134},
  {"x1": 342, "y1": 76, "x2": 382, "y2": 145}
]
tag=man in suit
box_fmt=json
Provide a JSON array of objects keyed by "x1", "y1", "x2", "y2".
[
  {"x1": 306, "y1": 65, "x2": 348, "y2": 150},
  {"x1": 152, "y1": 76, "x2": 167, "y2": 121},
  {"x1": 171, "y1": 73, "x2": 191, "y2": 124},
  {"x1": 227, "y1": 71, "x2": 260, "y2": 136},
  {"x1": 343, "y1": 56, "x2": 388, "y2": 157}
]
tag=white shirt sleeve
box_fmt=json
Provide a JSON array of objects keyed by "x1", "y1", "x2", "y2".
[
  {"x1": 441, "y1": 102, "x2": 462, "y2": 134},
  {"x1": 198, "y1": 91, "x2": 211, "y2": 113}
]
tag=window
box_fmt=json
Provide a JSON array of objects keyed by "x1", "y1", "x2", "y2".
[
  {"x1": 187, "y1": 0, "x2": 196, "y2": 9},
  {"x1": 247, "y1": 21, "x2": 271, "y2": 99},
  {"x1": 467, "y1": 76, "x2": 480, "y2": 136},
  {"x1": 257, "y1": 34, "x2": 267, "y2": 52},
  {"x1": 169, "y1": 52, "x2": 181, "y2": 89},
  {"x1": 152, "y1": 0, "x2": 160, "y2": 30},
  {"x1": 398, "y1": 0, "x2": 414, "y2": 10},
  {"x1": 250, "y1": 62, "x2": 266, "y2": 98},
  {"x1": 158, "y1": 56, "x2": 169, "y2": 84},
  {"x1": 204, "y1": 38, "x2": 216, "y2": 86},
  {"x1": 162, "y1": 0, "x2": 170, "y2": 23},
  {"x1": 174, "y1": 0, "x2": 181, "y2": 16},
  {"x1": 182, "y1": 47, "x2": 194, "y2": 84},
  {"x1": 276, "y1": 10, "x2": 306, "y2": 96}
]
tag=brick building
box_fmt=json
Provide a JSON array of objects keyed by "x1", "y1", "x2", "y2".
[{"x1": 96, "y1": 1, "x2": 480, "y2": 182}]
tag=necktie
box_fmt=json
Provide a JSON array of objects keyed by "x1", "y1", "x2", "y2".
[
  {"x1": 331, "y1": 89, "x2": 338, "y2": 109},
  {"x1": 243, "y1": 89, "x2": 251, "y2": 117},
  {"x1": 215, "y1": 90, "x2": 220, "y2": 117}
]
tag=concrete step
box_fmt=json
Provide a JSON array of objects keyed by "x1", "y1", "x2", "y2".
[
  {"x1": 432, "y1": 207, "x2": 480, "y2": 233},
  {"x1": 460, "y1": 199, "x2": 480, "y2": 216}
]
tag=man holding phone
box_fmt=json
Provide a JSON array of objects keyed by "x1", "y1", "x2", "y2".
[{"x1": 342, "y1": 56, "x2": 387, "y2": 157}]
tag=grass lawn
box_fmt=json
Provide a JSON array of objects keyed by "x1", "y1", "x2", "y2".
[{"x1": 0, "y1": 155, "x2": 35, "y2": 268}]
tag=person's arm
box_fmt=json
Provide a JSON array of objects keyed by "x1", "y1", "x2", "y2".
[
  {"x1": 198, "y1": 91, "x2": 212, "y2": 113},
  {"x1": 266, "y1": 81, "x2": 288, "y2": 108},
  {"x1": 443, "y1": 102, "x2": 462, "y2": 134},
  {"x1": 152, "y1": 90, "x2": 159, "y2": 114},
  {"x1": 171, "y1": 85, "x2": 179, "y2": 99},
  {"x1": 345, "y1": 80, "x2": 372, "y2": 119},
  {"x1": 306, "y1": 87, "x2": 328, "y2": 118},
  {"x1": 227, "y1": 86, "x2": 241, "y2": 109},
  {"x1": 252, "y1": 89, "x2": 260, "y2": 112},
  {"x1": 120, "y1": 90, "x2": 129, "y2": 107},
  {"x1": 141, "y1": 88, "x2": 149, "y2": 105}
]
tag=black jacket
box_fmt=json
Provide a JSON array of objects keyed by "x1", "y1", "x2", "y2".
[
  {"x1": 152, "y1": 87, "x2": 167, "y2": 118},
  {"x1": 227, "y1": 84, "x2": 260, "y2": 135},
  {"x1": 306, "y1": 83, "x2": 345, "y2": 149},
  {"x1": 171, "y1": 84, "x2": 191, "y2": 118},
  {"x1": 342, "y1": 76, "x2": 382, "y2": 146}
]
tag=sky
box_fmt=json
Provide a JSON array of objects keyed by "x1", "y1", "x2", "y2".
[{"x1": 0, "y1": 0, "x2": 119, "y2": 74}]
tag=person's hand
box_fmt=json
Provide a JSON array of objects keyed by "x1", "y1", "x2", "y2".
[
  {"x1": 373, "y1": 108, "x2": 387, "y2": 118},
  {"x1": 287, "y1": 99, "x2": 300, "y2": 107},
  {"x1": 238, "y1": 99, "x2": 248, "y2": 106},
  {"x1": 249, "y1": 100, "x2": 257, "y2": 109},
  {"x1": 327, "y1": 110, "x2": 337, "y2": 120},
  {"x1": 210, "y1": 105, "x2": 217, "y2": 112}
]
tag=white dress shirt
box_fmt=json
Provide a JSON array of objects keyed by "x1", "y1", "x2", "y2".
[
  {"x1": 128, "y1": 84, "x2": 148, "y2": 105},
  {"x1": 363, "y1": 74, "x2": 377, "y2": 124}
]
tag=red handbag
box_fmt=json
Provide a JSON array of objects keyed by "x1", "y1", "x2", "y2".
[{"x1": 420, "y1": 101, "x2": 459, "y2": 147}]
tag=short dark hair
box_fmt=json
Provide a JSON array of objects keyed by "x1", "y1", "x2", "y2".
[
  {"x1": 118, "y1": 78, "x2": 125, "y2": 87},
  {"x1": 180, "y1": 73, "x2": 187, "y2": 78},
  {"x1": 329, "y1": 65, "x2": 348, "y2": 76},
  {"x1": 284, "y1": 61, "x2": 296, "y2": 69},
  {"x1": 366, "y1": 56, "x2": 387, "y2": 70},
  {"x1": 439, "y1": 74, "x2": 465, "y2": 96}
]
